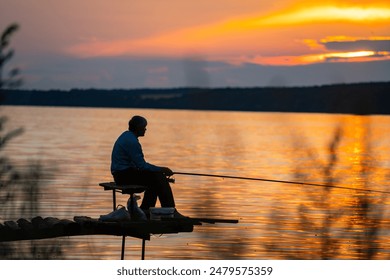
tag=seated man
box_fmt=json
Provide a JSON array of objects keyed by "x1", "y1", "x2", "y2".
[{"x1": 110, "y1": 115, "x2": 179, "y2": 215}]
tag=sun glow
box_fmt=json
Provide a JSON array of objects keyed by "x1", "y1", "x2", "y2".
[
  {"x1": 242, "y1": 50, "x2": 390, "y2": 66},
  {"x1": 327, "y1": 51, "x2": 376, "y2": 58},
  {"x1": 302, "y1": 50, "x2": 379, "y2": 63}
]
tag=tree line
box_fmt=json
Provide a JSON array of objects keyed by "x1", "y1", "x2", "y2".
[{"x1": 2, "y1": 82, "x2": 390, "y2": 115}]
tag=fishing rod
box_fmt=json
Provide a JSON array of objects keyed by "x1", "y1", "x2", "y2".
[{"x1": 173, "y1": 171, "x2": 390, "y2": 195}]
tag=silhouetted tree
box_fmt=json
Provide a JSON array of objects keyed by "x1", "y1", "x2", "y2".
[
  {"x1": 0, "y1": 23, "x2": 22, "y2": 89},
  {"x1": 0, "y1": 23, "x2": 63, "y2": 259},
  {"x1": 0, "y1": 23, "x2": 24, "y2": 213}
]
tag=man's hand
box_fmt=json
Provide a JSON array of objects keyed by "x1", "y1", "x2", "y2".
[{"x1": 160, "y1": 167, "x2": 173, "y2": 176}]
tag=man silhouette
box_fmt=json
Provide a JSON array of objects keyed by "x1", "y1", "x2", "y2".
[{"x1": 111, "y1": 115, "x2": 179, "y2": 214}]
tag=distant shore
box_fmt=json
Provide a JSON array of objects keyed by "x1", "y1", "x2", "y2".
[{"x1": 1, "y1": 82, "x2": 390, "y2": 115}]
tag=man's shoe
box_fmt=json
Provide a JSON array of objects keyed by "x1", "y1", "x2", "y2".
[{"x1": 173, "y1": 209, "x2": 188, "y2": 219}]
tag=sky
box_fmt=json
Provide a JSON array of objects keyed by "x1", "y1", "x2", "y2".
[{"x1": 1, "y1": 0, "x2": 389, "y2": 90}]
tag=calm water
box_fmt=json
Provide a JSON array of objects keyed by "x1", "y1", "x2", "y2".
[{"x1": 1, "y1": 106, "x2": 389, "y2": 260}]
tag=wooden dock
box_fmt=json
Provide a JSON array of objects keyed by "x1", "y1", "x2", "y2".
[
  {"x1": 0, "y1": 215, "x2": 201, "y2": 242},
  {"x1": 0, "y1": 182, "x2": 238, "y2": 259},
  {"x1": 0, "y1": 215, "x2": 237, "y2": 259}
]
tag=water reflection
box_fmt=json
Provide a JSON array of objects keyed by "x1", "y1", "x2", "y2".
[
  {"x1": 191, "y1": 187, "x2": 248, "y2": 259},
  {"x1": 266, "y1": 115, "x2": 389, "y2": 259},
  {"x1": 0, "y1": 107, "x2": 389, "y2": 259}
]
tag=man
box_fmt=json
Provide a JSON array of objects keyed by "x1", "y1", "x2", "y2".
[{"x1": 111, "y1": 115, "x2": 178, "y2": 214}]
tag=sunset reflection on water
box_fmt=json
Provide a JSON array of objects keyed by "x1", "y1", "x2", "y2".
[{"x1": 1, "y1": 106, "x2": 389, "y2": 259}]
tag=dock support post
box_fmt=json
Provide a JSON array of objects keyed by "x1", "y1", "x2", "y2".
[
  {"x1": 112, "y1": 190, "x2": 116, "y2": 211},
  {"x1": 99, "y1": 182, "x2": 150, "y2": 260},
  {"x1": 121, "y1": 236, "x2": 126, "y2": 260},
  {"x1": 141, "y1": 239, "x2": 146, "y2": 260}
]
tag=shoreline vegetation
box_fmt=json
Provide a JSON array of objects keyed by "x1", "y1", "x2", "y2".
[{"x1": 1, "y1": 82, "x2": 390, "y2": 115}]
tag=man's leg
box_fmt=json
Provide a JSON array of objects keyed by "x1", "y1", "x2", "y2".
[
  {"x1": 140, "y1": 171, "x2": 175, "y2": 209},
  {"x1": 140, "y1": 188, "x2": 158, "y2": 210},
  {"x1": 113, "y1": 168, "x2": 158, "y2": 209}
]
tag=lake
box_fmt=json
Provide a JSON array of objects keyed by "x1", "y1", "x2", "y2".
[{"x1": 1, "y1": 106, "x2": 389, "y2": 259}]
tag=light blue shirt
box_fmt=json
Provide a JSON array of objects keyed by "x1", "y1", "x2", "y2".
[{"x1": 111, "y1": 130, "x2": 161, "y2": 173}]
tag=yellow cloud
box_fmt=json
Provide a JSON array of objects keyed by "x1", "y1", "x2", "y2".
[
  {"x1": 153, "y1": 5, "x2": 390, "y2": 45},
  {"x1": 259, "y1": 6, "x2": 390, "y2": 26},
  {"x1": 164, "y1": 5, "x2": 390, "y2": 41}
]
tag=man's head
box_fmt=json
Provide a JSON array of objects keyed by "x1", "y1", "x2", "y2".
[{"x1": 128, "y1": 115, "x2": 147, "y2": 137}]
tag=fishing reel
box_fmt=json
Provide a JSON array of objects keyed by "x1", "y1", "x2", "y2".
[{"x1": 167, "y1": 176, "x2": 175, "y2": 183}]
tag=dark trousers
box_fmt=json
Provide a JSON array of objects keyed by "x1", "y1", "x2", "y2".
[{"x1": 112, "y1": 168, "x2": 175, "y2": 209}]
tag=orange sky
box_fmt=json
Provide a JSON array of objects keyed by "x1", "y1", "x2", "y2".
[
  {"x1": 65, "y1": 1, "x2": 390, "y2": 64},
  {"x1": 1, "y1": 0, "x2": 389, "y2": 89}
]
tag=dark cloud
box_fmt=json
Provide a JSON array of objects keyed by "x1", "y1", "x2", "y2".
[
  {"x1": 323, "y1": 40, "x2": 390, "y2": 52},
  {"x1": 14, "y1": 52, "x2": 390, "y2": 90},
  {"x1": 212, "y1": 60, "x2": 390, "y2": 88}
]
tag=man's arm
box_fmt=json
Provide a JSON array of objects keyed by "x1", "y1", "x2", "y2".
[
  {"x1": 160, "y1": 167, "x2": 173, "y2": 176},
  {"x1": 131, "y1": 139, "x2": 172, "y2": 175}
]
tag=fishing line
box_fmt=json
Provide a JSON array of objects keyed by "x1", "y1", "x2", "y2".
[{"x1": 173, "y1": 171, "x2": 390, "y2": 195}]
